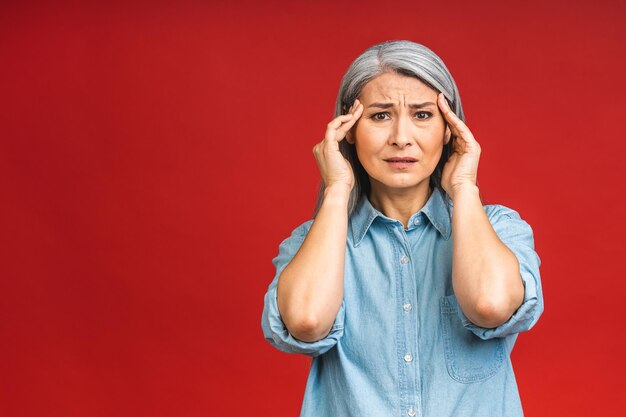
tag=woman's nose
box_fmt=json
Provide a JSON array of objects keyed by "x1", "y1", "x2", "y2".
[{"x1": 389, "y1": 116, "x2": 412, "y2": 148}]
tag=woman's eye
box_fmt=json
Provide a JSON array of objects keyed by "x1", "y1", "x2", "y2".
[{"x1": 371, "y1": 111, "x2": 431, "y2": 121}]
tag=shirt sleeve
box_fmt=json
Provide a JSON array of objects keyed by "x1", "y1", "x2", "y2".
[
  {"x1": 456, "y1": 204, "x2": 544, "y2": 340},
  {"x1": 261, "y1": 220, "x2": 346, "y2": 357}
]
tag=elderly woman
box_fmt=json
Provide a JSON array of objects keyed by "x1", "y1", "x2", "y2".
[{"x1": 262, "y1": 40, "x2": 543, "y2": 417}]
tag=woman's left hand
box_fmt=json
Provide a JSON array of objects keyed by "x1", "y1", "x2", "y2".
[{"x1": 438, "y1": 93, "x2": 481, "y2": 199}]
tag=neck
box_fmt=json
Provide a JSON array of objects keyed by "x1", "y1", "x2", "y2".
[{"x1": 368, "y1": 181, "x2": 432, "y2": 229}]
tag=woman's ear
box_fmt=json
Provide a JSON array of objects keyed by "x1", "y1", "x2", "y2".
[{"x1": 444, "y1": 126, "x2": 451, "y2": 145}]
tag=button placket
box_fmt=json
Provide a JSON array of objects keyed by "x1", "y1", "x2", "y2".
[{"x1": 397, "y1": 226, "x2": 418, "y2": 417}]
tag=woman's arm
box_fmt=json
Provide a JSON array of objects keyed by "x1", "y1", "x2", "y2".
[
  {"x1": 438, "y1": 93, "x2": 524, "y2": 328},
  {"x1": 277, "y1": 185, "x2": 350, "y2": 342},
  {"x1": 450, "y1": 184, "x2": 524, "y2": 328},
  {"x1": 276, "y1": 100, "x2": 364, "y2": 343}
]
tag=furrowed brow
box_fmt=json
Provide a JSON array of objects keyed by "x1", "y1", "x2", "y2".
[{"x1": 367, "y1": 102, "x2": 436, "y2": 109}]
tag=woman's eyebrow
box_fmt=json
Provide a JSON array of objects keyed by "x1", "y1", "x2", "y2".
[{"x1": 367, "y1": 101, "x2": 436, "y2": 109}]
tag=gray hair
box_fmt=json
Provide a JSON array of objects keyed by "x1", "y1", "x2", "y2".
[{"x1": 313, "y1": 40, "x2": 466, "y2": 218}]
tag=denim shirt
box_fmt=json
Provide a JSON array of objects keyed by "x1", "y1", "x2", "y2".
[{"x1": 261, "y1": 187, "x2": 543, "y2": 417}]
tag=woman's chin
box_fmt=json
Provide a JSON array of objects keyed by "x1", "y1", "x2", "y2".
[{"x1": 369, "y1": 176, "x2": 431, "y2": 194}]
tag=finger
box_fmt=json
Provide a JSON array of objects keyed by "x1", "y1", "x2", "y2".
[
  {"x1": 325, "y1": 103, "x2": 363, "y2": 142},
  {"x1": 347, "y1": 100, "x2": 355, "y2": 113},
  {"x1": 438, "y1": 94, "x2": 475, "y2": 145},
  {"x1": 342, "y1": 99, "x2": 362, "y2": 144},
  {"x1": 325, "y1": 115, "x2": 353, "y2": 143},
  {"x1": 338, "y1": 102, "x2": 363, "y2": 137},
  {"x1": 327, "y1": 113, "x2": 353, "y2": 129},
  {"x1": 346, "y1": 98, "x2": 359, "y2": 114},
  {"x1": 437, "y1": 93, "x2": 476, "y2": 144}
]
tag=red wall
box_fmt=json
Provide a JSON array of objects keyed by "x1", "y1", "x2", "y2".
[{"x1": 1, "y1": 1, "x2": 624, "y2": 416}]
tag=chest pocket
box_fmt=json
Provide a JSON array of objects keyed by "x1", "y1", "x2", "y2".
[{"x1": 440, "y1": 294, "x2": 506, "y2": 383}]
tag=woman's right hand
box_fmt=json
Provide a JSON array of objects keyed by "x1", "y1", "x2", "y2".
[{"x1": 313, "y1": 99, "x2": 363, "y2": 191}]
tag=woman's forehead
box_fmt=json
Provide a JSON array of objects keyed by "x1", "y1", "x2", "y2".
[{"x1": 360, "y1": 72, "x2": 436, "y2": 102}]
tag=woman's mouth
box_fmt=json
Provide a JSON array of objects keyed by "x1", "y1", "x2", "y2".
[{"x1": 384, "y1": 157, "x2": 417, "y2": 169}]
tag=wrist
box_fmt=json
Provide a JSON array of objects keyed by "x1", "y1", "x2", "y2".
[
  {"x1": 324, "y1": 182, "x2": 352, "y2": 196},
  {"x1": 323, "y1": 183, "x2": 352, "y2": 205},
  {"x1": 449, "y1": 183, "x2": 479, "y2": 202}
]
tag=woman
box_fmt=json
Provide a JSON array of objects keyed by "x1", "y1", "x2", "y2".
[{"x1": 261, "y1": 40, "x2": 543, "y2": 417}]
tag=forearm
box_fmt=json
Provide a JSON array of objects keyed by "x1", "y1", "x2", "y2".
[
  {"x1": 276, "y1": 185, "x2": 350, "y2": 342},
  {"x1": 451, "y1": 185, "x2": 524, "y2": 328}
]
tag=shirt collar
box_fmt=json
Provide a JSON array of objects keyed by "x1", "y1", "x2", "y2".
[{"x1": 350, "y1": 187, "x2": 452, "y2": 246}]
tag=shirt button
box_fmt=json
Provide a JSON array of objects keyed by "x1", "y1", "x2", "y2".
[
  {"x1": 404, "y1": 353, "x2": 413, "y2": 362},
  {"x1": 400, "y1": 255, "x2": 409, "y2": 264},
  {"x1": 407, "y1": 408, "x2": 416, "y2": 416},
  {"x1": 403, "y1": 303, "x2": 412, "y2": 312},
  {"x1": 413, "y1": 217, "x2": 421, "y2": 225}
]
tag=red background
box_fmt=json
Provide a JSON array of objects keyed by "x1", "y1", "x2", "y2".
[{"x1": 1, "y1": 1, "x2": 624, "y2": 416}]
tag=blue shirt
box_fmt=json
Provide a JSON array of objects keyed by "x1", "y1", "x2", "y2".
[{"x1": 262, "y1": 187, "x2": 543, "y2": 417}]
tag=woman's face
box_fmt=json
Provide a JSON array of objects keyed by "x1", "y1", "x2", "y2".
[{"x1": 348, "y1": 71, "x2": 449, "y2": 196}]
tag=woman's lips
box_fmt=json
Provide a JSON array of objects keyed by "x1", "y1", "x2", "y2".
[{"x1": 384, "y1": 157, "x2": 417, "y2": 169}]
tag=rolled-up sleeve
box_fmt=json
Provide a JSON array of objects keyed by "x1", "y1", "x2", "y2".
[
  {"x1": 261, "y1": 220, "x2": 346, "y2": 357},
  {"x1": 457, "y1": 205, "x2": 544, "y2": 340}
]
